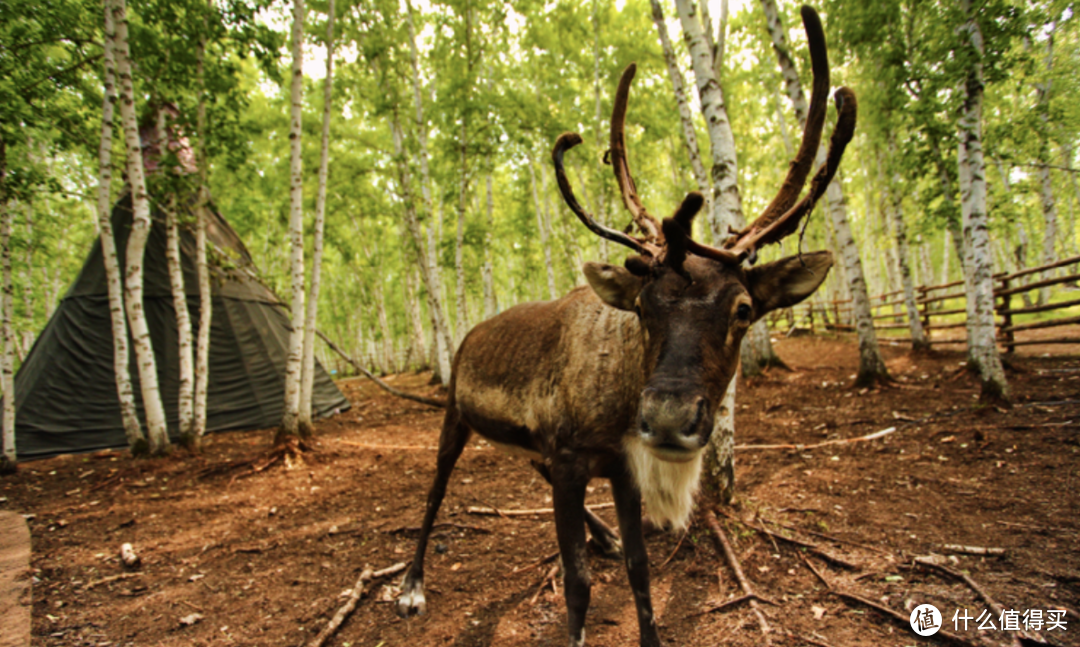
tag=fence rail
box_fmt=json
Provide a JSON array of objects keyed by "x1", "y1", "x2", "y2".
[{"x1": 768, "y1": 254, "x2": 1080, "y2": 351}]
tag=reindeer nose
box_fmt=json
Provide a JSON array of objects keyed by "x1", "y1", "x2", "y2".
[{"x1": 639, "y1": 389, "x2": 708, "y2": 441}]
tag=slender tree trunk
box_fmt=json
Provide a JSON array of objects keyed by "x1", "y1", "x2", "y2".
[
  {"x1": 94, "y1": 6, "x2": 143, "y2": 451},
  {"x1": 527, "y1": 157, "x2": 558, "y2": 300},
  {"x1": 592, "y1": 0, "x2": 610, "y2": 262},
  {"x1": 941, "y1": 232, "x2": 951, "y2": 286},
  {"x1": 191, "y1": 5, "x2": 212, "y2": 444},
  {"x1": 1060, "y1": 144, "x2": 1079, "y2": 256},
  {"x1": 113, "y1": 0, "x2": 169, "y2": 454},
  {"x1": 650, "y1": 0, "x2": 711, "y2": 234},
  {"x1": 481, "y1": 173, "x2": 496, "y2": 319},
  {"x1": 882, "y1": 151, "x2": 928, "y2": 350},
  {"x1": 21, "y1": 201, "x2": 34, "y2": 354},
  {"x1": 675, "y1": 0, "x2": 741, "y2": 503},
  {"x1": 957, "y1": 0, "x2": 1009, "y2": 402},
  {"x1": 455, "y1": 125, "x2": 470, "y2": 345},
  {"x1": 280, "y1": 0, "x2": 307, "y2": 439},
  {"x1": 165, "y1": 198, "x2": 194, "y2": 438},
  {"x1": 761, "y1": 0, "x2": 888, "y2": 385},
  {"x1": 1034, "y1": 25, "x2": 1058, "y2": 305},
  {"x1": 405, "y1": 0, "x2": 454, "y2": 381},
  {"x1": 993, "y1": 158, "x2": 1033, "y2": 307},
  {"x1": 299, "y1": 0, "x2": 335, "y2": 435},
  {"x1": 0, "y1": 135, "x2": 14, "y2": 472},
  {"x1": 404, "y1": 267, "x2": 428, "y2": 368}
]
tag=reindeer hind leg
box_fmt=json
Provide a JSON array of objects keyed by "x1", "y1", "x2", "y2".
[{"x1": 397, "y1": 405, "x2": 471, "y2": 617}]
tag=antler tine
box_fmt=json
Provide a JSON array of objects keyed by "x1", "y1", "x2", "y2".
[
  {"x1": 610, "y1": 63, "x2": 662, "y2": 243},
  {"x1": 746, "y1": 5, "x2": 830, "y2": 235},
  {"x1": 552, "y1": 132, "x2": 652, "y2": 255},
  {"x1": 728, "y1": 87, "x2": 857, "y2": 257}
]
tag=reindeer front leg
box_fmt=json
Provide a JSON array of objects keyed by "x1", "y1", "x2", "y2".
[
  {"x1": 550, "y1": 454, "x2": 592, "y2": 647},
  {"x1": 610, "y1": 467, "x2": 662, "y2": 647}
]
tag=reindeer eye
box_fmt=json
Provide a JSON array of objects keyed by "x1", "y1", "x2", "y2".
[{"x1": 736, "y1": 303, "x2": 752, "y2": 322}]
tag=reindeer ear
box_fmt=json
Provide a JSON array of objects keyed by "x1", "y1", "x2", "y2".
[
  {"x1": 584, "y1": 262, "x2": 644, "y2": 311},
  {"x1": 746, "y1": 251, "x2": 833, "y2": 316}
]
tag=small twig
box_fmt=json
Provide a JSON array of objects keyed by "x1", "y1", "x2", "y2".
[
  {"x1": 529, "y1": 564, "x2": 560, "y2": 605},
  {"x1": 180, "y1": 599, "x2": 205, "y2": 612},
  {"x1": 914, "y1": 557, "x2": 1025, "y2": 647},
  {"x1": 307, "y1": 562, "x2": 407, "y2": 647},
  {"x1": 719, "y1": 511, "x2": 861, "y2": 570},
  {"x1": 831, "y1": 591, "x2": 976, "y2": 647},
  {"x1": 81, "y1": 572, "x2": 141, "y2": 590},
  {"x1": 658, "y1": 530, "x2": 688, "y2": 571},
  {"x1": 513, "y1": 550, "x2": 560, "y2": 575},
  {"x1": 705, "y1": 510, "x2": 772, "y2": 639},
  {"x1": 799, "y1": 553, "x2": 831, "y2": 590},
  {"x1": 735, "y1": 426, "x2": 898, "y2": 451},
  {"x1": 386, "y1": 523, "x2": 491, "y2": 535},
  {"x1": 466, "y1": 502, "x2": 614, "y2": 517},
  {"x1": 762, "y1": 517, "x2": 891, "y2": 555},
  {"x1": 778, "y1": 629, "x2": 833, "y2": 647},
  {"x1": 692, "y1": 592, "x2": 780, "y2": 617}
]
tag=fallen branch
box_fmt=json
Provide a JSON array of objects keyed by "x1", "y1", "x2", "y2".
[
  {"x1": 718, "y1": 511, "x2": 861, "y2": 571},
  {"x1": 762, "y1": 517, "x2": 891, "y2": 555},
  {"x1": 81, "y1": 572, "x2": 141, "y2": 591},
  {"x1": 466, "y1": 502, "x2": 614, "y2": 517},
  {"x1": 736, "y1": 426, "x2": 897, "y2": 451},
  {"x1": 941, "y1": 544, "x2": 1005, "y2": 557},
  {"x1": 317, "y1": 330, "x2": 446, "y2": 409},
  {"x1": 692, "y1": 592, "x2": 779, "y2": 617},
  {"x1": 386, "y1": 523, "x2": 492, "y2": 536},
  {"x1": 831, "y1": 591, "x2": 976, "y2": 647},
  {"x1": 658, "y1": 530, "x2": 688, "y2": 571},
  {"x1": 799, "y1": 553, "x2": 830, "y2": 590},
  {"x1": 513, "y1": 550, "x2": 560, "y2": 575},
  {"x1": 914, "y1": 557, "x2": 1025, "y2": 647},
  {"x1": 530, "y1": 563, "x2": 560, "y2": 605},
  {"x1": 705, "y1": 510, "x2": 771, "y2": 639},
  {"x1": 778, "y1": 630, "x2": 833, "y2": 647},
  {"x1": 308, "y1": 561, "x2": 407, "y2": 647}
]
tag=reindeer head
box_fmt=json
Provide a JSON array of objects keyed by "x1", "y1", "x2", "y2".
[{"x1": 553, "y1": 6, "x2": 855, "y2": 464}]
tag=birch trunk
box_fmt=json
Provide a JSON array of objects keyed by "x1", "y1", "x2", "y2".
[
  {"x1": 95, "y1": 6, "x2": 143, "y2": 451},
  {"x1": 993, "y1": 158, "x2": 1033, "y2": 307},
  {"x1": 650, "y1": 0, "x2": 711, "y2": 231},
  {"x1": 883, "y1": 161, "x2": 928, "y2": 350},
  {"x1": 299, "y1": 0, "x2": 335, "y2": 435},
  {"x1": 404, "y1": 267, "x2": 428, "y2": 368},
  {"x1": 113, "y1": 0, "x2": 169, "y2": 453},
  {"x1": 164, "y1": 198, "x2": 194, "y2": 438},
  {"x1": 1061, "y1": 144, "x2": 1079, "y2": 256},
  {"x1": 1034, "y1": 25, "x2": 1057, "y2": 305},
  {"x1": 593, "y1": 0, "x2": 610, "y2": 262},
  {"x1": 391, "y1": 118, "x2": 453, "y2": 383},
  {"x1": 761, "y1": 0, "x2": 888, "y2": 385},
  {"x1": 481, "y1": 173, "x2": 496, "y2": 319},
  {"x1": 405, "y1": 0, "x2": 454, "y2": 381},
  {"x1": 21, "y1": 201, "x2": 34, "y2": 354},
  {"x1": 280, "y1": 0, "x2": 306, "y2": 438},
  {"x1": 0, "y1": 136, "x2": 14, "y2": 471},
  {"x1": 674, "y1": 0, "x2": 740, "y2": 502},
  {"x1": 455, "y1": 125, "x2": 470, "y2": 345},
  {"x1": 192, "y1": 8, "x2": 212, "y2": 443},
  {"x1": 958, "y1": 0, "x2": 1009, "y2": 402},
  {"x1": 527, "y1": 157, "x2": 558, "y2": 300}
]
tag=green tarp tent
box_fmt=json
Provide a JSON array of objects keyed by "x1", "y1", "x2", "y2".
[{"x1": 11, "y1": 193, "x2": 349, "y2": 459}]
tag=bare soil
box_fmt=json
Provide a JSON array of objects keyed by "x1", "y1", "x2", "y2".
[{"x1": 2, "y1": 335, "x2": 1078, "y2": 647}]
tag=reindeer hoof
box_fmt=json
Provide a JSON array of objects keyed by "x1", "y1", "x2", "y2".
[{"x1": 396, "y1": 581, "x2": 426, "y2": 617}]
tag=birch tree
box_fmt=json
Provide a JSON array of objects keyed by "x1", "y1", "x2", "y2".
[
  {"x1": 191, "y1": 3, "x2": 212, "y2": 445},
  {"x1": 957, "y1": 0, "x2": 1009, "y2": 401},
  {"x1": 760, "y1": 0, "x2": 889, "y2": 386},
  {"x1": 97, "y1": 2, "x2": 145, "y2": 453},
  {"x1": 674, "y1": 0, "x2": 739, "y2": 502},
  {"x1": 299, "y1": 0, "x2": 335, "y2": 435},
  {"x1": 527, "y1": 157, "x2": 558, "y2": 300},
  {"x1": 280, "y1": 0, "x2": 306, "y2": 438},
  {"x1": 113, "y1": 0, "x2": 170, "y2": 454},
  {"x1": 165, "y1": 189, "x2": 195, "y2": 439},
  {"x1": 1034, "y1": 24, "x2": 1058, "y2": 305},
  {"x1": 882, "y1": 149, "x2": 928, "y2": 350}
]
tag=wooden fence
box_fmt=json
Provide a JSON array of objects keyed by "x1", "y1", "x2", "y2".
[{"x1": 769, "y1": 254, "x2": 1080, "y2": 352}]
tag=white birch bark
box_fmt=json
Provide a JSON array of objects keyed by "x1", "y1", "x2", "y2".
[
  {"x1": 958, "y1": 0, "x2": 1009, "y2": 401},
  {"x1": 454, "y1": 124, "x2": 470, "y2": 345},
  {"x1": 404, "y1": 267, "x2": 428, "y2": 368},
  {"x1": 164, "y1": 198, "x2": 194, "y2": 438},
  {"x1": 650, "y1": 0, "x2": 711, "y2": 231},
  {"x1": 113, "y1": 0, "x2": 169, "y2": 453},
  {"x1": 481, "y1": 173, "x2": 496, "y2": 319},
  {"x1": 299, "y1": 0, "x2": 335, "y2": 434},
  {"x1": 527, "y1": 157, "x2": 558, "y2": 300},
  {"x1": 883, "y1": 159, "x2": 928, "y2": 350},
  {"x1": 95, "y1": 6, "x2": 143, "y2": 450},
  {"x1": 21, "y1": 201, "x2": 34, "y2": 354},
  {"x1": 761, "y1": 0, "x2": 888, "y2": 384},
  {"x1": 1060, "y1": 144, "x2": 1079, "y2": 256},
  {"x1": 192, "y1": 13, "x2": 212, "y2": 442},
  {"x1": 674, "y1": 0, "x2": 741, "y2": 502},
  {"x1": 0, "y1": 137, "x2": 14, "y2": 471},
  {"x1": 405, "y1": 0, "x2": 454, "y2": 381},
  {"x1": 592, "y1": 0, "x2": 610, "y2": 263},
  {"x1": 281, "y1": 0, "x2": 306, "y2": 437},
  {"x1": 1034, "y1": 25, "x2": 1058, "y2": 305},
  {"x1": 374, "y1": 277, "x2": 393, "y2": 374}
]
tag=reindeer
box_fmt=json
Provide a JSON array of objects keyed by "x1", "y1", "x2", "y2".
[{"x1": 396, "y1": 7, "x2": 855, "y2": 646}]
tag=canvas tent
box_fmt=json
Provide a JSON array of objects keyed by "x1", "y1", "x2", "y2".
[{"x1": 11, "y1": 193, "x2": 349, "y2": 460}]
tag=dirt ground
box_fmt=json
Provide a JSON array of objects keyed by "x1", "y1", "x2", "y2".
[{"x1": 2, "y1": 334, "x2": 1078, "y2": 647}]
